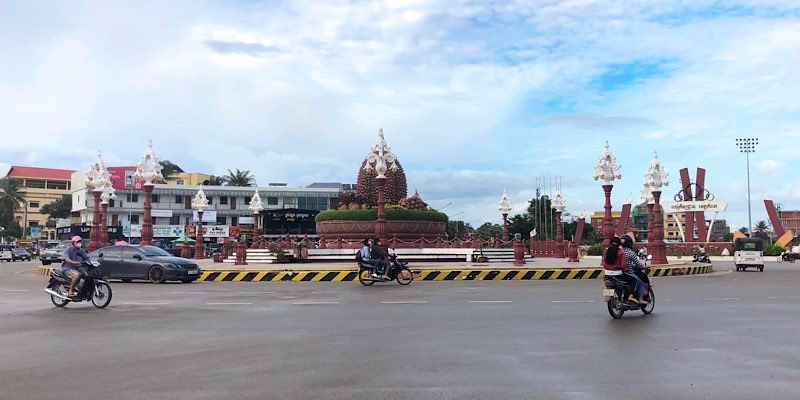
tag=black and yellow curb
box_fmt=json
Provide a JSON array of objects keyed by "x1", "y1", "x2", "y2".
[{"x1": 37, "y1": 264, "x2": 713, "y2": 282}]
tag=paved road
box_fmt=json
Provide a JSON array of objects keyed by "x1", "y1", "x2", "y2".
[{"x1": 2, "y1": 260, "x2": 799, "y2": 400}]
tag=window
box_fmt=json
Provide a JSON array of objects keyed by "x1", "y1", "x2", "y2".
[
  {"x1": 176, "y1": 179, "x2": 184, "y2": 185},
  {"x1": 99, "y1": 246, "x2": 122, "y2": 258},
  {"x1": 230, "y1": 197, "x2": 236, "y2": 210},
  {"x1": 130, "y1": 215, "x2": 140, "y2": 224},
  {"x1": 175, "y1": 195, "x2": 183, "y2": 204},
  {"x1": 208, "y1": 196, "x2": 213, "y2": 205},
  {"x1": 47, "y1": 181, "x2": 68, "y2": 190},
  {"x1": 29, "y1": 201, "x2": 40, "y2": 208},
  {"x1": 216, "y1": 216, "x2": 227, "y2": 225},
  {"x1": 220, "y1": 196, "x2": 228, "y2": 205},
  {"x1": 126, "y1": 194, "x2": 139, "y2": 203},
  {"x1": 267, "y1": 197, "x2": 278, "y2": 206},
  {"x1": 109, "y1": 199, "x2": 115, "y2": 207},
  {"x1": 169, "y1": 216, "x2": 181, "y2": 225},
  {"x1": 28, "y1": 221, "x2": 39, "y2": 227},
  {"x1": 151, "y1": 194, "x2": 160, "y2": 203},
  {"x1": 25, "y1": 179, "x2": 46, "y2": 189},
  {"x1": 231, "y1": 216, "x2": 238, "y2": 226}
]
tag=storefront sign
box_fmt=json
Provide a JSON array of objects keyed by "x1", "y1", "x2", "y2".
[
  {"x1": 151, "y1": 209, "x2": 173, "y2": 218},
  {"x1": 661, "y1": 200, "x2": 728, "y2": 213},
  {"x1": 204, "y1": 225, "x2": 229, "y2": 238}
]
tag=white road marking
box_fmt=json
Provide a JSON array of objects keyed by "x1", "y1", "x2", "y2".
[
  {"x1": 767, "y1": 296, "x2": 800, "y2": 300},
  {"x1": 552, "y1": 300, "x2": 596, "y2": 304},
  {"x1": 468, "y1": 300, "x2": 513, "y2": 304},
  {"x1": 170, "y1": 291, "x2": 208, "y2": 294},
  {"x1": 119, "y1": 291, "x2": 142, "y2": 294},
  {"x1": 292, "y1": 301, "x2": 340, "y2": 305},
  {"x1": 124, "y1": 302, "x2": 168, "y2": 305},
  {"x1": 138, "y1": 307, "x2": 160, "y2": 310},
  {"x1": 237, "y1": 291, "x2": 277, "y2": 294},
  {"x1": 703, "y1": 298, "x2": 740, "y2": 301},
  {"x1": 280, "y1": 296, "x2": 299, "y2": 299},
  {"x1": 381, "y1": 301, "x2": 428, "y2": 304},
  {"x1": 1, "y1": 289, "x2": 29, "y2": 292},
  {"x1": 206, "y1": 302, "x2": 253, "y2": 305}
]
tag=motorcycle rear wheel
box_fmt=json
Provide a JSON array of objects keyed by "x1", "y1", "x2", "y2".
[
  {"x1": 50, "y1": 283, "x2": 69, "y2": 308},
  {"x1": 607, "y1": 296, "x2": 625, "y2": 319},
  {"x1": 396, "y1": 268, "x2": 413, "y2": 285},
  {"x1": 358, "y1": 269, "x2": 375, "y2": 286},
  {"x1": 91, "y1": 282, "x2": 112, "y2": 309}
]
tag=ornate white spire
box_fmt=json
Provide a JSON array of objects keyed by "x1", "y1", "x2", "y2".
[
  {"x1": 191, "y1": 188, "x2": 209, "y2": 211},
  {"x1": 498, "y1": 189, "x2": 512, "y2": 214},
  {"x1": 593, "y1": 141, "x2": 622, "y2": 184},
  {"x1": 249, "y1": 188, "x2": 264, "y2": 214},
  {"x1": 85, "y1": 150, "x2": 110, "y2": 191},
  {"x1": 551, "y1": 186, "x2": 566, "y2": 212},
  {"x1": 644, "y1": 150, "x2": 669, "y2": 190},
  {"x1": 362, "y1": 128, "x2": 399, "y2": 179},
  {"x1": 134, "y1": 139, "x2": 164, "y2": 185}
]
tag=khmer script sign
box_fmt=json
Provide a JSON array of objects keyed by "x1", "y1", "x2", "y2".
[{"x1": 661, "y1": 200, "x2": 728, "y2": 213}]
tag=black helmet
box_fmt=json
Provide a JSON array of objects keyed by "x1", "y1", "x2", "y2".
[{"x1": 620, "y1": 235, "x2": 634, "y2": 249}]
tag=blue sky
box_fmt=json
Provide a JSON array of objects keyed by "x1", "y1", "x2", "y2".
[{"x1": 1, "y1": 0, "x2": 799, "y2": 232}]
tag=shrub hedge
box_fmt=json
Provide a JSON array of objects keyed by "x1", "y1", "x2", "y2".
[{"x1": 315, "y1": 208, "x2": 448, "y2": 223}]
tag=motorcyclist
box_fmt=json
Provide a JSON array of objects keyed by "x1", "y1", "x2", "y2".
[
  {"x1": 369, "y1": 237, "x2": 390, "y2": 280},
  {"x1": 602, "y1": 236, "x2": 642, "y2": 304},
  {"x1": 61, "y1": 236, "x2": 92, "y2": 298},
  {"x1": 620, "y1": 235, "x2": 649, "y2": 303}
]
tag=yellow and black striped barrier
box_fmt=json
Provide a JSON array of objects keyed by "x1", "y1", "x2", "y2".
[{"x1": 37, "y1": 263, "x2": 713, "y2": 282}]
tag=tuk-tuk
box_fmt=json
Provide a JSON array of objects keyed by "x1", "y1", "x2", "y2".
[{"x1": 733, "y1": 238, "x2": 764, "y2": 272}]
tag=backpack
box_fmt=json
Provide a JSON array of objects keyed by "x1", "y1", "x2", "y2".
[{"x1": 355, "y1": 248, "x2": 364, "y2": 262}]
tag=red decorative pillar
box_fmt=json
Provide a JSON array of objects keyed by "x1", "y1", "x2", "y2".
[
  {"x1": 141, "y1": 184, "x2": 154, "y2": 246},
  {"x1": 513, "y1": 237, "x2": 526, "y2": 266},
  {"x1": 375, "y1": 177, "x2": 387, "y2": 244},
  {"x1": 252, "y1": 212, "x2": 261, "y2": 249},
  {"x1": 602, "y1": 184, "x2": 614, "y2": 251},
  {"x1": 235, "y1": 240, "x2": 248, "y2": 265},
  {"x1": 100, "y1": 202, "x2": 109, "y2": 247},
  {"x1": 88, "y1": 190, "x2": 102, "y2": 252},
  {"x1": 180, "y1": 242, "x2": 190, "y2": 259},
  {"x1": 554, "y1": 210, "x2": 565, "y2": 258},
  {"x1": 647, "y1": 203, "x2": 655, "y2": 242},
  {"x1": 194, "y1": 210, "x2": 204, "y2": 259},
  {"x1": 568, "y1": 214, "x2": 586, "y2": 262},
  {"x1": 651, "y1": 191, "x2": 668, "y2": 264},
  {"x1": 501, "y1": 213, "x2": 509, "y2": 242}
]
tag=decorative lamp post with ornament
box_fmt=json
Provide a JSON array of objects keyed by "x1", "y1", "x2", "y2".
[
  {"x1": 133, "y1": 140, "x2": 163, "y2": 246},
  {"x1": 593, "y1": 141, "x2": 622, "y2": 250},
  {"x1": 192, "y1": 188, "x2": 209, "y2": 260},
  {"x1": 499, "y1": 190, "x2": 512, "y2": 243},
  {"x1": 362, "y1": 129, "x2": 399, "y2": 245},
  {"x1": 645, "y1": 151, "x2": 669, "y2": 265},
  {"x1": 100, "y1": 182, "x2": 116, "y2": 247},
  {"x1": 641, "y1": 182, "x2": 655, "y2": 242},
  {"x1": 85, "y1": 151, "x2": 110, "y2": 252},
  {"x1": 551, "y1": 186, "x2": 566, "y2": 258},
  {"x1": 248, "y1": 188, "x2": 264, "y2": 249}
]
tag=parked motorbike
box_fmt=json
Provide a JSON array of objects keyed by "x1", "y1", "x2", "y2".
[
  {"x1": 44, "y1": 260, "x2": 112, "y2": 309},
  {"x1": 358, "y1": 250, "x2": 414, "y2": 286},
  {"x1": 692, "y1": 252, "x2": 710, "y2": 263},
  {"x1": 777, "y1": 251, "x2": 796, "y2": 263},
  {"x1": 603, "y1": 255, "x2": 655, "y2": 319}
]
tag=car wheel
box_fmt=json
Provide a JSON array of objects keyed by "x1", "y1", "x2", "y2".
[{"x1": 148, "y1": 266, "x2": 167, "y2": 284}]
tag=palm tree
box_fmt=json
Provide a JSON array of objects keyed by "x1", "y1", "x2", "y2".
[
  {"x1": 222, "y1": 169, "x2": 256, "y2": 187},
  {"x1": 204, "y1": 175, "x2": 224, "y2": 186},
  {"x1": 0, "y1": 178, "x2": 26, "y2": 224},
  {"x1": 754, "y1": 220, "x2": 769, "y2": 239}
]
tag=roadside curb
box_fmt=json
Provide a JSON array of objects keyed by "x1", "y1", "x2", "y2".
[{"x1": 36, "y1": 264, "x2": 714, "y2": 282}]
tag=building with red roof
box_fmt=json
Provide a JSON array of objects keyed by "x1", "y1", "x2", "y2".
[{"x1": 2, "y1": 165, "x2": 77, "y2": 241}]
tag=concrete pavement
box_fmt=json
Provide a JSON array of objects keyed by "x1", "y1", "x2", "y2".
[{"x1": 2, "y1": 260, "x2": 800, "y2": 399}]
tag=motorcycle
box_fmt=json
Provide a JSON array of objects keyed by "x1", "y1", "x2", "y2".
[
  {"x1": 692, "y1": 252, "x2": 710, "y2": 263},
  {"x1": 603, "y1": 255, "x2": 655, "y2": 319},
  {"x1": 777, "y1": 251, "x2": 796, "y2": 263},
  {"x1": 44, "y1": 260, "x2": 113, "y2": 309},
  {"x1": 358, "y1": 250, "x2": 414, "y2": 286}
]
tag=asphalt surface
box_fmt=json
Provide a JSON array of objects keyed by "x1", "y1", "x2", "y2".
[{"x1": 2, "y1": 259, "x2": 800, "y2": 400}]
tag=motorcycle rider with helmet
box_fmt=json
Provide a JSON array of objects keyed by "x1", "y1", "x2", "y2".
[
  {"x1": 61, "y1": 236, "x2": 92, "y2": 298},
  {"x1": 620, "y1": 235, "x2": 649, "y2": 303}
]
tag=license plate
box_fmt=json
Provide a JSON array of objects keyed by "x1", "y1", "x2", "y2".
[
  {"x1": 603, "y1": 288, "x2": 615, "y2": 297},
  {"x1": 188, "y1": 270, "x2": 198, "y2": 275}
]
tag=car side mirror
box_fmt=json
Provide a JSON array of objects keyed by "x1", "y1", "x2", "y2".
[{"x1": 133, "y1": 254, "x2": 142, "y2": 260}]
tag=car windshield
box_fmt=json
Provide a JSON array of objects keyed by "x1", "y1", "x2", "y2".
[{"x1": 138, "y1": 246, "x2": 172, "y2": 257}]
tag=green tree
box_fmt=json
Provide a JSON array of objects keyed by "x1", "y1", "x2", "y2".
[
  {"x1": 563, "y1": 217, "x2": 601, "y2": 245},
  {"x1": 40, "y1": 194, "x2": 72, "y2": 220},
  {"x1": 753, "y1": 220, "x2": 769, "y2": 239},
  {"x1": 446, "y1": 220, "x2": 473, "y2": 239},
  {"x1": 222, "y1": 169, "x2": 256, "y2": 187},
  {"x1": 2, "y1": 220, "x2": 22, "y2": 239},
  {"x1": 474, "y1": 222, "x2": 503, "y2": 239},
  {"x1": 204, "y1": 175, "x2": 224, "y2": 186},
  {"x1": 0, "y1": 178, "x2": 26, "y2": 225}
]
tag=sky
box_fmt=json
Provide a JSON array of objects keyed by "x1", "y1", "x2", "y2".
[{"x1": 1, "y1": 0, "x2": 799, "y2": 232}]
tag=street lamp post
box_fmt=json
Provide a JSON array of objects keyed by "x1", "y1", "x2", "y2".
[
  {"x1": 100, "y1": 182, "x2": 116, "y2": 248},
  {"x1": 551, "y1": 186, "x2": 566, "y2": 258},
  {"x1": 593, "y1": 141, "x2": 622, "y2": 251},
  {"x1": 735, "y1": 138, "x2": 758, "y2": 237},
  {"x1": 192, "y1": 188, "x2": 209, "y2": 260},
  {"x1": 249, "y1": 188, "x2": 264, "y2": 249},
  {"x1": 134, "y1": 140, "x2": 163, "y2": 246},
  {"x1": 645, "y1": 151, "x2": 669, "y2": 265},
  {"x1": 499, "y1": 190, "x2": 512, "y2": 243},
  {"x1": 85, "y1": 151, "x2": 110, "y2": 252},
  {"x1": 362, "y1": 129, "x2": 399, "y2": 245},
  {"x1": 641, "y1": 183, "x2": 655, "y2": 242}
]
